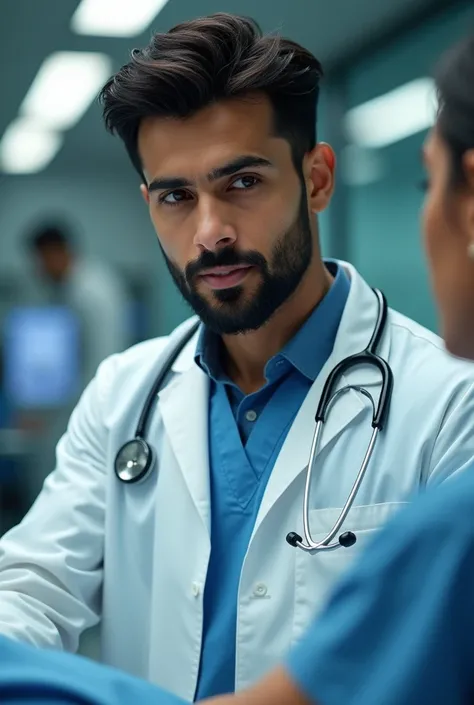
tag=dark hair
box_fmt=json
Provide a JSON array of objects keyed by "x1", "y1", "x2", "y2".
[
  {"x1": 99, "y1": 13, "x2": 323, "y2": 179},
  {"x1": 435, "y1": 33, "x2": 474, "y2": 185},
  {"x1": 27, "y1": 224, "x2": 73, "y2": 252}
]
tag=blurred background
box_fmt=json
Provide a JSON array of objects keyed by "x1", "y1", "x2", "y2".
[{"x1": 0, "y1": 0, "x2": 473, "y2": 658}]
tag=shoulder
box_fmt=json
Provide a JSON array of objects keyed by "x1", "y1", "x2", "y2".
[
  {"x1": 387, "y1": 308, "x2": 474, "y2": 387},
  {"x1": 389, "y1": 307, "x2": 448, "y2": 355}
]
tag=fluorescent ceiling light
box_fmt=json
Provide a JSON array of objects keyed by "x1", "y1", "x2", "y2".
[
  {"x1": 344, "y1": 78, "x2": 436, "y2": 148},
  {"x1": 0, "y1": 118, "x2": 63, "y2": 174},
  {"x1": 20, "y1": 51, "x2": 112, "y2": 130},
  {"x1": 71, "y1": 0, "x2": 170, "y2": 37}
]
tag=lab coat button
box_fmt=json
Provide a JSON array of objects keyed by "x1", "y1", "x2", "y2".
[
  {"x1": 192, "y1": 582, "x2": 200, "y2": 597},
  {"x1": 253, "y1": 583, "x2": 267, "y2": 597},
  {"x1": 245, "y1": 410, "x2": 258, "y2": 422}
]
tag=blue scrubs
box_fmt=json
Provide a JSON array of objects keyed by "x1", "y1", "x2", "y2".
[
  {"x1": 0, "y1": 634, "x2": 187, "y2": 705},
  {"x1": 286, "y1": 469, "x2": 474, "y2": 704}
]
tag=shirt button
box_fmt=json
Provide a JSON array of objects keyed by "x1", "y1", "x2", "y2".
[
  {"x1": 253, "y1": 583, "x2": 267, "y2": 597},
  {"x1": 245, "y1": 410, "x2": 258, "y2": 422},
  {"x1": 191, "y1": 582, "x2": 200, "y2": 597}
]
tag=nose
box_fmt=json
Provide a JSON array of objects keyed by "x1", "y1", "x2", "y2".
[{"x1": 193, "y1": 198, "x2": 237, "y2": 252}]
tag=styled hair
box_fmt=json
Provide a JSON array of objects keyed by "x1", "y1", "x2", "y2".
[
  {"x1": 435, "y1": 33, "x2": 474, "y2": 185},
  {"x1": 99, "y1": 13, "x2": 323, "y2": 179}
]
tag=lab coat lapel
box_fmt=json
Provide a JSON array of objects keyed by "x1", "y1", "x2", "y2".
[
  {"x1": 253, "y1": 262, "x2": 392, "y2": 534},
  {"x1": 158, "y1": 334, "x2": 211, "y2": 534}
]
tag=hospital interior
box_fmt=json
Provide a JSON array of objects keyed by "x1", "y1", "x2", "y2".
[{"x1": 0, "y1": 0, "x2": 473, "y2": 663}]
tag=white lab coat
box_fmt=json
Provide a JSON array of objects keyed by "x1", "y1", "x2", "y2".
[{"x1": 0, "y1": 261, "x2": 474, "y2": 701}]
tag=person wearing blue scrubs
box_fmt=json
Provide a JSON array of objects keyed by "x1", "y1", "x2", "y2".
[{"x1": 1, "y1": 26, "x2": 474, "y2": 705}]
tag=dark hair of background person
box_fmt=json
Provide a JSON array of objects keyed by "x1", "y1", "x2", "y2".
[
  {"x1": 99, "y1": 12, "x2": 324, "y2": 181},
  {"x1": 27, "y1": 224, "x2": 74, "y2": 254},
  {"x1": 435, "y1": 32, "x2": 474, "y2": 186}
]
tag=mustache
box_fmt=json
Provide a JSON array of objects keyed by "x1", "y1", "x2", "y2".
[{"x1": 185, "y1": 247, "x2": 267, "y2": 282}]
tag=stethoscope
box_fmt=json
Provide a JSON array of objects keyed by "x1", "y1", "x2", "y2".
[
  {"x1": 115, "y1": 288, "x2": 393, "y2": 555},
  {"x1": 114, "y1": 319, "x2": 200, "y2": 484}
]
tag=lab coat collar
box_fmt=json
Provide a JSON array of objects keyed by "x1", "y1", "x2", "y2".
[
  {"x1": 330, "y1": 260, "x2": 391, "y2": 386},
  {"x1": 158, "y1": 362, "x2": 211, "y2": 535}
]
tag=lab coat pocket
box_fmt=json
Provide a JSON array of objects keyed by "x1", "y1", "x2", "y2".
[{"x1": 292, "y1": 502, "x2": 409, "y2": 645}]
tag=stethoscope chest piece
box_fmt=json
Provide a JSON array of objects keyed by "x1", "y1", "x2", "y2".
[{"x1": 114, "y1": 437, "x2": 155, "y2": 484}]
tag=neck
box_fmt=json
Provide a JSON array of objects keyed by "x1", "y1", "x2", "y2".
[{"x1": 221, "y1": 259, "x2": 333, "y2": 394}]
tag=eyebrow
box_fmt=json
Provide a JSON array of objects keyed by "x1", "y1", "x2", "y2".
[{"x1": 147, "y1": 155, "x2": 274, "y2": 192}]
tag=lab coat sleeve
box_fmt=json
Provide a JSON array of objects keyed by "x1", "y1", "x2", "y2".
[
  {"x1": 0, "y1": 354, "x2": 116, "y2": 652},
  {"x1": 426, "y1": 380, "x2": 474, "y2": 486}
]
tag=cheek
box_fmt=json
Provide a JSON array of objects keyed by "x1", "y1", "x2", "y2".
[
  {"x1": 421, "y1": 182, "x2": 458, "y2": 299},
  {"x1": 422, "y1": 189, "x2": 474, "y2": 357},
  {"x1": 149, "y1": 210, "x2": 188, "y2": 265},
  {"x1": 421, "y1": 185, "x2": 444, "y2": 266}
]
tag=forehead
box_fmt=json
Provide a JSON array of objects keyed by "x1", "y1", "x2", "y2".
[{"x1": 137, "y1": 95, "x2": 288, "y2": 180}]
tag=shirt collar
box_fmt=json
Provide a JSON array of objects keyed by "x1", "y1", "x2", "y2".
[
  {"x1": 194, "y1": 259, "x2": 350, "y2": 384},
  {"x1": 277, "y1": 260, "x2": 350, "y2": 381}
]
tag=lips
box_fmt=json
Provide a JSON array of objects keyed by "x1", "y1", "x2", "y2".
[{"x1": 198, "y1": 264, "x2": 254, "y2": 290}]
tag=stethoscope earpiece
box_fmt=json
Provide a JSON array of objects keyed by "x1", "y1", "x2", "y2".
[
  {"x1": 286, "y1": 532, "x2": 303, "y2": 548},
  {"x1": 286, "y1": 530, "x2": 357, "y2": 550},
  {"x1": 339, "y1": 531, "x2": 357, "y2": 548}
]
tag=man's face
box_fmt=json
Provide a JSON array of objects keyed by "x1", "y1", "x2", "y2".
[
  {"x1": 138, "y1": 95, "x2": 326, "y2": 334},
  {"x1": 35, "y1": 245, "x2": 70, "y2": 283},
  {"x1": 422, "y1": 128, "x2": 474, "y2": 359}
]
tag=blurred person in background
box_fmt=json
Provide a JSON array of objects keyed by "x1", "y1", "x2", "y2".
[
  {"x1": 27, "y1": 221, "x2": 130, "y2": 385},
  {"x1": 0, "y1": 13, "x2": 474, "y2": 705}
]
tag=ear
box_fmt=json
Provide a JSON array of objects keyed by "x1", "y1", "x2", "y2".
[
  {"x1": 140, "y1": 183, "x2": 150, "y2": 205},
  {"x1": 304, "y1": 143, "x2": 336, "y2": 214}
]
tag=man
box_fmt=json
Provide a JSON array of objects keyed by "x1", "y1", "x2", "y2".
[
  {"x1": 28, "y1": 222, "x2": 129, "y2": 384},
  {"x1": 0, "y1": 12, "x2": 473, "y2": 702}
]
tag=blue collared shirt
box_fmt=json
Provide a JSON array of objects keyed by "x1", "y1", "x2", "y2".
[{"x1": 194, "y1": 260, "x2": 350, "y2": 699}]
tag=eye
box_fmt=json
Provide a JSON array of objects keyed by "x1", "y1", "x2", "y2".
[
  {"x1": 159, "y1": 189, "x2": 192, "y2": 206},
  {"x1": 231, "y1": 175, "x2": 260, "y2": 190}
]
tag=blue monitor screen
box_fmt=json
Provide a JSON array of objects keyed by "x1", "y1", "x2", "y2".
[{"x1": 3, "y1": 306, "x2": 81, "y2": 408}]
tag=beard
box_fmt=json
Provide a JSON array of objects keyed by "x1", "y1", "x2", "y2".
[{"x1": 162, "y1": 195, "x2": 313, "y2": 335}]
